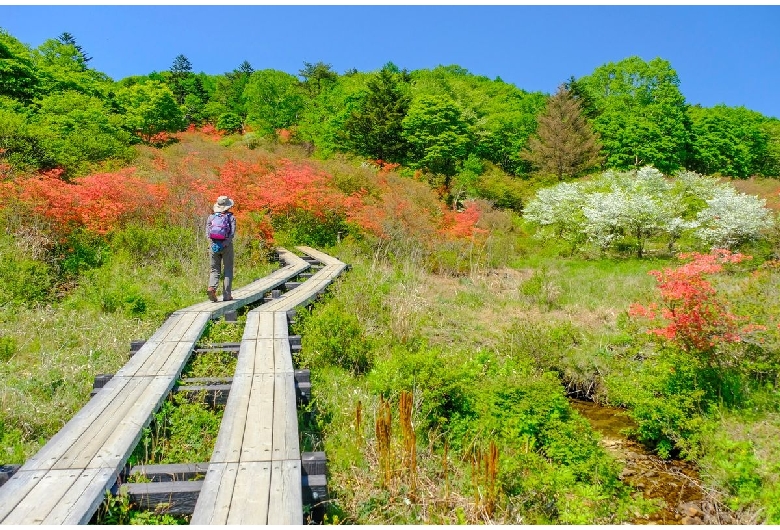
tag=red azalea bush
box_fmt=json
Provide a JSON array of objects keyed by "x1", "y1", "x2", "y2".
[
  {"x1": 629, "y1": 249, "x2": 767, "y2": 364},
  {"x1": 1, "y1": 131, "x2": 488, "y2": 272}
]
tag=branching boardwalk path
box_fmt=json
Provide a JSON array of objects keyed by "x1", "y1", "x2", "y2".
[{"x1": 0, "y1": 247, "x2": 346, "y2": 525}]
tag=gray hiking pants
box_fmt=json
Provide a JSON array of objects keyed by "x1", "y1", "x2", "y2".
[{"x1": 209, "y1": 241, "x2": 234, "y2": 298}]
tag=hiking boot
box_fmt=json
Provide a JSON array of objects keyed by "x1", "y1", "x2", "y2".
[
  {"x1": 207, "y1": 287, "x2": 218, "y2": 302},
  {"x1": 223, "y1": 295, "x2": 233, "y2": 302}
]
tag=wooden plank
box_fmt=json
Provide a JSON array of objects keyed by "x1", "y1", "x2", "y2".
[
  {"x1": 41, "y1": 468, "x2": 115, "y2": 525},
  {"x1": 146, "y1": 312, "x2": 187, "y2": 343},
  {"x1": 116, "y1": 341, "x2": 177, "y2": 378},
  {"x1": 125, "y1": 480, "x2": 202, "y2": 515},
  {"x1": 161, "y1": 311, "x2": 199, "y2": 343},
  {"x1": 86, "y1": 376, "x2": 175, "y2": 471},
  {"x1": 301, "y1": 452, "x2": 327, "y2": 476},
  {"x1": 274, "y1": 311, "x2": 289, "y2": 338},
  {"x1": 0, "y1": 470, "x2": 45, "y2": 522},
  {"x1": 21, "y1": 376, "x2": 139, "y2": 471},
  {"x1": 254, "y1": 338, "x2": 276, "y2": 375},
  {"x1": 274, "y1": 338, "x2": 294, "y2": 373},
  {"x1": 210, "y1": 375, "x2": 252, "y2": 464},
  {"x1": 226, "y1": 461, "x2": 272, "y2": 524},
  {"x1": 238, "y1": 373, "x2": 275, "y2": 463},
  {"x1": 256, "y1": 311, "x2": 277, "y2": 339},
  {"x1": 53, "y1": 377, "x2": 149, "y2": 470},
  {"x1": 267, "y1": 459, "x2": 303, "y2": 525},
  {"x1": 179, "y1": 311, "x2": 212, "y2": 343},
  {"x1": 273, "y1": 372, "x2": 300, "y2": 461},
  {"x1": 301, "y1": 474, "x2": 328, "y2": 506},
  {"x1": 114, "y1": 340, "x2": 162, "y2": 377},
  {"x1": 242, "y1": 312, "x2": 260, "y2": 342},
  {"x1": 190, "y1": 462, "x2": 238, "y2": 525},
  {"x1": 129, "y1": 463, "x2": 209, "y2": 482},
  {"x1": 233, "y1": 340, "x2": 258, "y2": 376},
  {"x1": 296, "y1": 246, "x2": 344, "y2": 266},
  {"x1": 0, "y1": 469, "x2": 80, "y2": 524},
  {"x1": 127, "y1": 341, "x2": 194, "y2": 379},
  {"x1": 234, "y1": 338, "x2": 275, "y2": 376}
]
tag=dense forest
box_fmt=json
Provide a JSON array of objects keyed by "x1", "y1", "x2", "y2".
[
  {"x1": 2, "y1": 27, "x2": 780, "y2": 524},
  {"x1": 2, "y1": 28, "x2": 780, "y2": 187}
]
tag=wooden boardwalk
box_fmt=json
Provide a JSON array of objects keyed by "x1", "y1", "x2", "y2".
[
  {"x1": 0, "y1": 247, "x2": 345, "y2": 525},
  {"x1": 191, "y1": 246, "x2": 348, "y2": 524}
]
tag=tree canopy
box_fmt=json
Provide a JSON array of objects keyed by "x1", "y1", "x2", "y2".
[{"x1": 0, "y1": 25, "x2": 778, "y2": 184}]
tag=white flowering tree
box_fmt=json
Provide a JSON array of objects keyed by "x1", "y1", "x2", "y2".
[
  {"x1": 695, "y1": 185, "x2": 775, "y2": 249},
  {"x1": 523, "y1": 165, "x2": 774, "y2": 257},
  {"x1": 581, "y1": 166, "x2": 680, "y2": 257},
  {"x1": 523, "y1": 181, "x2": 588, "y2": 253}
]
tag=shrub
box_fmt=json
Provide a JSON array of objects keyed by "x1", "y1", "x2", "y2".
[
  {"x1": 367, "y1": 344, "x2": 480, "y2": 434},
  {"x1": 216, "y1": 112, "x2": 243, "y2": 134},
  {"x1": 0, "y1": 241, "x2": 54, "y2": 305},
  {"x1": 298, "y1": 299, "x2": 374, "y2": 375}
]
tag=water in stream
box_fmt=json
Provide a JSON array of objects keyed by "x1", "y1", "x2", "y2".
[{"x1": 569, "y1": 399, "x2": 735, "y2": 525}]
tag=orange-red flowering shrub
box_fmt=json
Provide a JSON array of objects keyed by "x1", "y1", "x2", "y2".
[
  {"x1": 1, "y1": 132, "x2": 488, "y2": 269},
  {"x1": 629, "y1": 249, "x2": 762, "y2": 362},
  {"x1": 277, "y1": 129, "x2": 292, "y2": 143},
  {"x1": 10, "y1": 168, "x2": 168, "y2": 235},
  {"x1": 439, "y1": 201, "x2": 488, "y2": 240}
]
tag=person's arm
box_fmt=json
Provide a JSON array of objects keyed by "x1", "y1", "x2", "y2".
[
  {"x1": 228, "y1": 213, "x2": 237, "y2": 243},
  {"x1": 206, "y1": 214, "x2": 213, "y2": 240}
]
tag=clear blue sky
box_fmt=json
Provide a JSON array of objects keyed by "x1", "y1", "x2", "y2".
[{"x1": 2, "y1": 5, "x2": 779, "y2": 118}]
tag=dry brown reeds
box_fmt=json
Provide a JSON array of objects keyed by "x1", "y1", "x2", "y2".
[
  {"x1": 399, "y1": 390, "x2": 417, "y2": 497},
  {"x1": 471, "y1": 440, "x2": 500, "y2": 518},
  {"x1": 375, "y1": 396, "x2": 392, "y2": 488}
]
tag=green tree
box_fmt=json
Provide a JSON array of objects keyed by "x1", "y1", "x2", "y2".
[
  {"x1": 181, "y1": 74, "x2": 212, "y2": 124},
  {"x1": 34, "y1": 37, "x2": 110, "y2": 96},
  {"x1": 410, "y1": 65, "x2": 545, "y2": 175},
  {"x1": 169, "y1": 54, "x2": 193, "y2": 105},
  {"x1": 56, "y1": 32, "x2": 91, "y2": 67},
  {"x1": 576, "y1": 56, "x2": 690, "y2": 173},
  {"x1": 521, "y1": 85, "x2": 603, "y2": 180},
  {"x1": 244, "y1": 69, "x2": 306, "y2": 136},
  {"x1": 761, "y1": 119, "x2": 780, "y2": 177},
  {"x1": 296, "y1": 71, "x2": 371, "y2": 157},
  {"x1": 0, "y1": 98, "x2": 51, "y2": 172},
  {"x1": 299, "y1": 61, "x2": 338, "y2": 96},
  {"x1": 116, "y1": 81, "x2": 185, "y2": 143},
  {"x1": 216, "y1": 112, "x2": 242, "y2": 134},
  {"x1": 402, "y1": 94, "x2": 472, "y2": 178},
  {"x1": 688, "y1": 104, "x2": 770, "y2": 178},
  {"x1": 0, "y1": 30, "x2": 39, "y2": 103},
  {"x1": 206, "y1": 62, "x2": 254, "y2": 123},
  {"x1": 30, "y1": 90, "x2": 134, "y2": 176},
  {"x1": 338, "y1": 66, "x2": 411, "y2": 162},
  {"x1": 237, "y1": 60, "x2": 253, "y2": 76}
]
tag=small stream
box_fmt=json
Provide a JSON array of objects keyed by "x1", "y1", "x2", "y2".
[{"x1": 569, "y1": 399, "x2": 735, "y2": 525}]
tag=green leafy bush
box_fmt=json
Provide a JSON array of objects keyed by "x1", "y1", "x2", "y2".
[
  {"x1": 298, "y1": 299, "x2": 374, "y2": 375},
  {"x1": 0, "y1": 242, "x2": 54, "y2": 305}
]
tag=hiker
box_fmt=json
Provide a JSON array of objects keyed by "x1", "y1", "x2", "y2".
[{"x1": 206, "y1": 196, "x2": 237, "y2": 302}]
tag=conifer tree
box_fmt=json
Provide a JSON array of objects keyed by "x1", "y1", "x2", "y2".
[
  {"x1": 169, "y1": 54, "x2": 193, "y2": 105},
  {"x1": 339, "y1": 66, "x2": 411, "y2": 162},
  {"x1": 522, "y1": 85, "x2": 602, "y2": 180},
  {"x1": 57, "y1": 32, "x2": 91, "y2": 67}
]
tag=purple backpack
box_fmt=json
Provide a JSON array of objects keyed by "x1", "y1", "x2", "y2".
[{"x1": 209, "y1": 212, "x2": 232, "y2": 240}]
